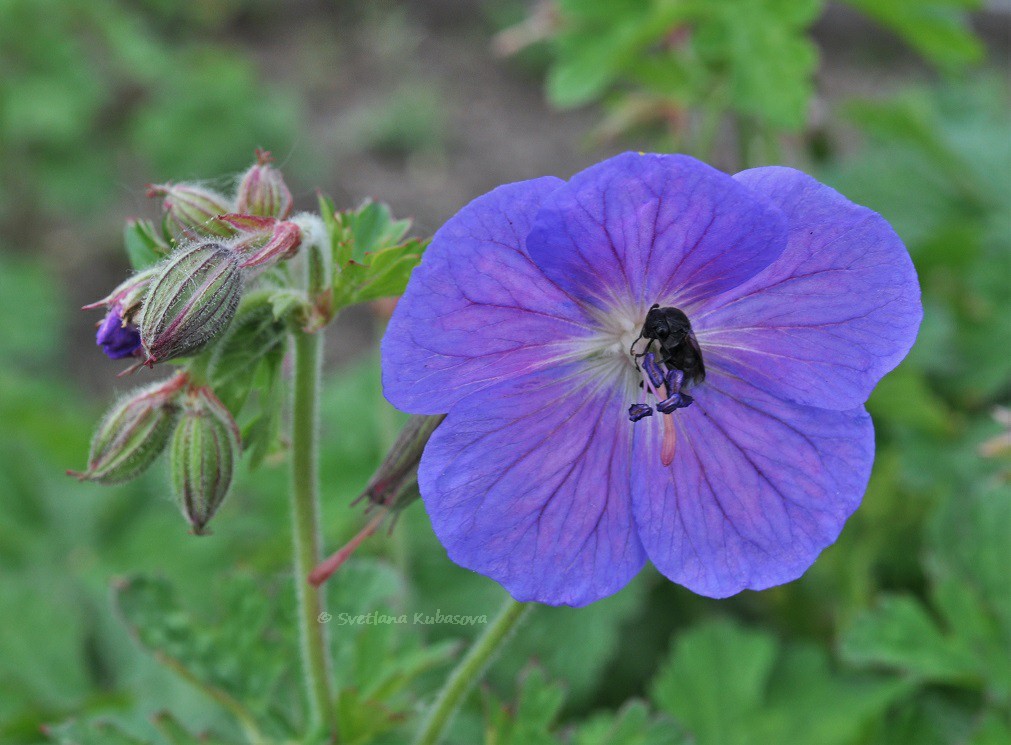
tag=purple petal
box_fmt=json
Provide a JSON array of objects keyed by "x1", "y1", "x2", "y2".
[
  {"x1": 382, "y1": 177, "x2": 596, "y2": 415},
  {"x1": 418, "y1": 367, "x2": 646, "y2": 606},
  {"x1": 525, "y1": 152, "x2": 787, "y2": 312},
  {"x1": 695, "y1": 167, "x2": 922, "y2": 410},
  {"x1": 631, "y1": 370, "x2": 873, "y2": 598},
  {"x1": 96, "y1": 309, "x2": 142, "y2": 359}
]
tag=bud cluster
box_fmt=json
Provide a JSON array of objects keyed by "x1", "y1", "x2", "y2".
[
  {"x1": 85, "y1": 151, "x2": 302, "y2": 369},
  {"x1": 70, "y1": 372, "x2": 241, "y2": 535}
]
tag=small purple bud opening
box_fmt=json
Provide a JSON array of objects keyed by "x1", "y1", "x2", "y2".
[
  {"x1": 642, "y1": 352, "x2": 664, "y2": 388},
  {"x1": 657, "y1": 392, "x2": 694, "y2": 414},
  {"x1": 96, "y1": 305, "x2": 142, "y2": 359},
  {"x1": 628, "y1": 403, "x2": 654, "y2": 422}
]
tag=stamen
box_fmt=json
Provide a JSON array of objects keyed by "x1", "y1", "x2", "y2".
[
  {"x1": 665, "y1": 368, "x2": 685, "y2": 394},
  {"x1": 628, "y1": 403, "x2": 653, "y2": 421},
  {"x1": 642, "y1": 352, "x2": 665, "y2": 388},
  {"x1": 657, "y1": 392, "x2": 693, "y2": 414}
]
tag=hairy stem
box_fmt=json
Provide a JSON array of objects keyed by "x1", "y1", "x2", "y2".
[
  {"x1": 290, "y1": 329, "x2": 338, "y2": 739},
  {"x1": 413, "y1": 596, "x2": 531, "y2": 745}
]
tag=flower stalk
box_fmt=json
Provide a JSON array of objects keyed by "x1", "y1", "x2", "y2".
[
  {"x1": 289, "y1": 328, "x2": 338, "y2": 739},
  {"x1": 413, "y1": 596, "x2": 531, "y2": 745}
]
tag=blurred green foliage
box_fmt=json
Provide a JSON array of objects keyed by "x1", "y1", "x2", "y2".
[
  {"x1": 520, "y1": 0, "x2": 982, "y2": 158},
  {"x1": 1, "y1": 2, "x2": 1009, "y2": 744},
  {"x1": 0, "y1": 0, "x2": 297, "y2": 231}
]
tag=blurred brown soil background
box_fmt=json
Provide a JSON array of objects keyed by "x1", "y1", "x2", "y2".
[{"x1": 20, "y1": 0, "x2": 1008, "y2": 397}]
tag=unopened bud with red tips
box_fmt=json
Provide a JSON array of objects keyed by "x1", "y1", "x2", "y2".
[
  {"x1": 139, "y1": 242, "x2": 244, "y2": 365},
  {"x1": 216, "y1": 213, "x2": 302, "y2": 269},
  {"x1": 358, "y1": 414, "x2": 445, "y2": 512},
  {"x1": 236, "y1": 149, "x2": 293, "y2": 219},
  {"x1": 147, "y1": 182, "x2": 236, "y2": 239},
  {"x1": 309, "y1": 413, "x2": 445, "y2": 586},
  {"x1": 170, "y1": 386, "x2": 240, "y2": 535},
  {"x1": 84, "y1": 265, "x2": 160, "y2": 320},
  {"x1": 69, "y1": 373, "x2": 187, "y2": 484}
]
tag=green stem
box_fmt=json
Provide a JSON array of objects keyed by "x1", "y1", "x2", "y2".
[
  {"x1": 413, "y1": 596, "x2": 531, "y2": 745},
  {"x1": 290, "y1": 329, "x2": 338, "y2": 739}
]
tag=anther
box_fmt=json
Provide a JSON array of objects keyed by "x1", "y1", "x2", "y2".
[{"x1": 628, "y1": 403, "x2": 653, "y2": 422}]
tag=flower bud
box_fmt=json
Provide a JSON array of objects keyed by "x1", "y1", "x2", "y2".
[
  {"x1": 170, "y1": 386, "x2": 241, "y2": 535},
  {"x1": 357, "y1": 414, "x2": 445, "y2": 512},
  {"x1": 83, "y1": 266, "x2": 160, "y2": 319},
  {"x1": 235, "y1": 149, "x2": 293, "y2": 219},
  {"x1": 146, "y1": 182, "x2": 236, "y2": 239},
  {"x1": 139, "y1": 242, "x2": 244, "y2": 365},
  {"x1": 216, "y1": 213, "x2": 302, "y2": 268},
  {"x1": 85, "y1": 267, "x2": 161, "y2": 360},
  {"x1": 69, "y1": 374, "x2": 187, "y2": 484}
]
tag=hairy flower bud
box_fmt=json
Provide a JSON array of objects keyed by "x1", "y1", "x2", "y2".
[
  {"x1": 139, "y1": 242, "x2": 244, "y2": 365},
  {"x1": 359, "y1": 414, "x2": 445, "y2": 512},
  {"x1": 216, "y1": 213, "x2": 302, "y2": 268},
  {"x1": 236, "y1": 149, "x2": 293, "y2": 219},
  {"x1": 84, "y1": 267, "x2": 161, "y2": 360},
  {"x1": 147, "y1": 182, "x2": 236, "y2": 239},
  {"x1": 69, "y1": 374, "x2": 187, "y2": 484},
  {"x1": 170, "y1": 387, "x2": 241, "y2": 535},
  {"x1": 83, "y1": 266, "x2": 160, "y2": 319}
]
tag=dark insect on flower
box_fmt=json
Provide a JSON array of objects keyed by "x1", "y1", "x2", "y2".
[{"x1": 630, "y1": 304, "x2": 705, "y2": 386}]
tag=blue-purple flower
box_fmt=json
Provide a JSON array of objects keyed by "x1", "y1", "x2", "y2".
[{"x1": 382, "y1": 152, "x2": 921, "y2": 606}]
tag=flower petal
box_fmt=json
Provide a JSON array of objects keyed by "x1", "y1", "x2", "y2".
[
  {"x1": 382, "y1": 177, "x2": 596, "y2": 415},
  {"x1": 695, "y1": 167, "x2": 922, "y2": 410},
  {"x1": 631, "y1": 370, "x2": 873, "y2": 598},
  {"x1": 418, "y1": 367, "x2": 646, "y2": 606},
  {"x1": 525, "y1": 152, "x2": 787, "y2": 312}
]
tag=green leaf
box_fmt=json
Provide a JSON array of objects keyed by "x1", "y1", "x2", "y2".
[
  {"x1": 124, "y1": 219, "x2": 169, "y2": 271},
  {"x1": 571, "y1": 700, "x2": 686, "y2": 745},
  {"x1": 327, "y1": 200, "x2": 427, "y2": 309},
  {"x1": 839, "y1": 0, "x2": 983, "y2": 70},
  {"x1": 484, "y1": 667, "x2": 565, "y2": 745},
  {"x1": 650, "y1": 619, "x2": 777, "y2": 745},
  {"x1": 331, "y1": 239, "x2": 426, "y2": 308},
  {"x1": 266, "y1": 288, "x2": 309, "y2": 323},
  {"x1": 652, "y1": 619, "x2": 908, "y2": 745},
  {"x1": 150, "y1": 711, "x2": 211, "y2": 745},
  {"x1": 209, "y1": 297, "x2": 287, "y2": 405},
  {"x1": 43, "y1": 719, "x2": 152, "y2": 745},
  {"x1": 340, "y1": 200, "x2": 413, "y2": 264},
  {"x1": 113, "y1": 575, "x2": 292, "y2": 742},
  {"x1": 841, "y1": 595, "x2": 981, "y2": 683}
]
